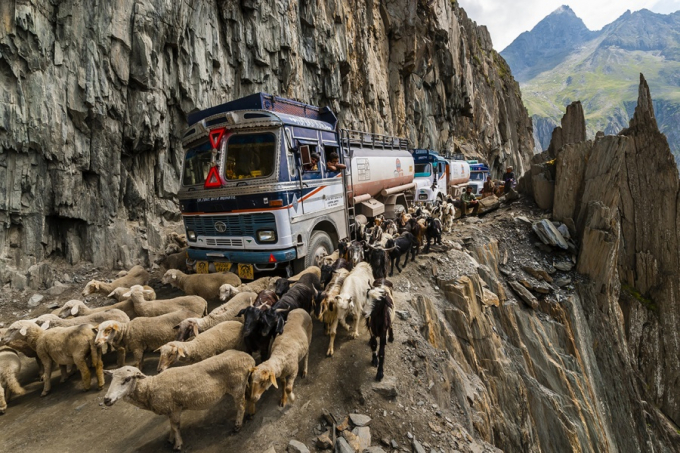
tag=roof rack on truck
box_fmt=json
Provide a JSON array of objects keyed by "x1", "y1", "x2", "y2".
[{"x1": 341, "y1": 130, "x2": 409, "y2": 151}]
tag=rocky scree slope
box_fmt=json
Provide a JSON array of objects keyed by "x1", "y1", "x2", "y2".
[
  {"x1": 0, "y1": 0, "x2": 533, "y2": 289},
  {"x1": 502, "y1": 7, "x2": 680, "y2": 165},
  {"x1": 520, "y1": 75, "x2": 680, "y2": 449}
]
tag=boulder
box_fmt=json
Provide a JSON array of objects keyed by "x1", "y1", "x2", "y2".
[
  {"x1": 28, "y1": 294, "x2": 44, "y2": 307},
  {"x1": 349, "y1": 414, "x2": 371, "y2": 427},
  {"x1": 532, "y1": 220, "x2": 568, "y2": 249},
  {"x1": 508, "y1": 281, "x2": 539, "y2": 309},
  {"x1": 287, "y1": 440, "x2": 309, "y2": 453}
]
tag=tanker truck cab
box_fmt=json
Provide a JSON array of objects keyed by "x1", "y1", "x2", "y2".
[
  {"x1": 412, "y1": 149, "x2": 448, "y2": 203},
  {"x1": 468, "y1": 162, "x2": 490, "y2": 197},
  {"x1": 178, "y1": 93, "x2": 348, "y2": 277}
]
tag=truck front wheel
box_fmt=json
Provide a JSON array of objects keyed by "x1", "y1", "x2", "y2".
[{"x1": 305, "y1": 231, "x2": 334, "y2": 269}]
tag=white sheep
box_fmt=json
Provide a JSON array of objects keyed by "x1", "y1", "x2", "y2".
[
  {"x1": 54, "y1": 299, "x2": 137, "y2": 320},
  {"x1": 82, "y1": 265, "x2": 150, "y2": 297},
  {"x1": 0, "y1": 348, "x2": 26, "y2": 414},
  {"x1": 249, "y1": 309, "x2": 312, "y2": 410},
  {"x1": 218, "y1": 276, "x2": 280, "y2": 302},
  {"x1": 34, "y1": 310, "x2": 130, "y2": 330},
  {"x1": 1, "y1": 320, "x2": 103, "y2": 396},
  {"x1": 157, "y1": 321, "x2": 245, "y2": 372},
  {"x1": 333, "y1": 262, "x2": 373, "y2": 342},
  {"x1": 104, "y1": 350, "x2": 256, "y2": 449},
  {"x1": 95, "y1": 309, "x2": 198, "y2": 369},
  {"x1": 161, "y1": 269, "x2": 241, "y2": 301},
  {"x1": 107, "y1": 285, "x2": 156, "y2": 302},
  {"x1": 123, "y1": 285, "x2": 207, "y2": 318},
  {"x1": 174, "y1": 292, "x2": 256, "y2": 341}
]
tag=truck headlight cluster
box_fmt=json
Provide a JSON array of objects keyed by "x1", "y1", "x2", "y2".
[
  {"x1": 257, "y1": 230, "x2": 277, "y2": 243},
  {"x1": 187, "y1": 230, "x2": 197, "y2": 242}
]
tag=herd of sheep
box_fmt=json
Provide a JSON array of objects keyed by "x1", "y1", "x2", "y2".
[{"x1": 0, "y1": 241, "x2": 399, "y2": 450}]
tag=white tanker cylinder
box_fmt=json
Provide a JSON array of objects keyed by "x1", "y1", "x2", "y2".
[
  {"x1": 347, "y1": 148, "x2": 415, "y2": 198},
  {"x1": 448, "y1": 160, "x2": 471, "y2": 186}
]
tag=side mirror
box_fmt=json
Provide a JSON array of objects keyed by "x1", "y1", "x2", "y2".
[{"x1": 299, "y1": 145, "x2": 311, "y2": 166}]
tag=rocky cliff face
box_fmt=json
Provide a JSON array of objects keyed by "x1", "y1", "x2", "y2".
[
  {"x1": 522, "y1": 75, "x2": 680, "y2": 448},
  {"x1": 0, "y1": 0, "x2": 533, "y2": 287}
]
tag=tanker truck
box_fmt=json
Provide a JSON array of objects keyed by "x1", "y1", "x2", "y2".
[
  {"x1": 177, "y1": 92, "x2": 415, "y2": 278},
  {"x1": 411, "y1": 149, "x2": 470, "y2": 203}
]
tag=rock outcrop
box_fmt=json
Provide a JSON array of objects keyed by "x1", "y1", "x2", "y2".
[
  {"x1": 523, "y1": 74, "x2": 680, "y2": 446},
  {"x1": 0, "y1": 0, "x2": 534, "y2": 287}
]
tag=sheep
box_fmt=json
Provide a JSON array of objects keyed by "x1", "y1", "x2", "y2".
[
  {"x1": 318, "y1": 269, "x2": 350, "y2": 356},
  {"x1": 167, "y1": 231, "x2": 188, "y2": 249},
  {"x1": 95, "y1": 309, "x2": 198, "y2": 369},
  {"x1": 157, "y1": 321, "x2": 245, "y2": 372},
  {"x1": 333, "y1": 262, "x2": 373, "y2": 346},
  {"x1": 157, "y1": 249, "x2": 189, "y2": 273},
  {"x1": 0, "y1": 348, "x2": 26, "y2": 414},
  {"x1": 162, "y1": 269, "x2": 241, "y2": 301},
  {"x1": 173, "y1": 292, "x2": 257, "y2": 341},
  {"x1": 219, "y1": 276, "x2": 281, "y2": 302},
  {"x1": 54, "y1": 299, "x2": 137, "y2": 320},
  {"x1": 0, "y1": 329, "x2": 43, "y2": 382},
  {"x1": 124, "y1": 285, "x2": 207, "y2": 318},
  {"x1": 82, "y1": 265, "x2": 150, "y2": 297},
  {"x1": 104, "y1": 350, "x2": 255, "y2": 450},
  {"x1": 364, "y1": 285, "x2": 396, "y2": 381},
  {"x1": 34, "y1": 310, "x2": 130, "y2": 330},
  {"x1": 1, "y1": 320, "x2": 103, "y2": 396},
  {"x1": 107, "y1": 285, "x2": 156, "y2": 302},
  {"x1": 248, "y1": 309, "x2": 312, "y2": 410}
]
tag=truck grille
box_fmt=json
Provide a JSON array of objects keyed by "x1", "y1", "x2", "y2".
[{"x1": 183, "y1": 213, "x2": 276, "y2": 237}]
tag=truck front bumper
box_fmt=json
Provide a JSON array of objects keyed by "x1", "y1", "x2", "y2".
[{"x1": 187, "y1": 247, "x2": 297, "y2": 264}]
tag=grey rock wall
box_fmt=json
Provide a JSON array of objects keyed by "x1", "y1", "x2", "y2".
[{"x1": 0, "y1": 0, "x2": 534, "y2": 287}]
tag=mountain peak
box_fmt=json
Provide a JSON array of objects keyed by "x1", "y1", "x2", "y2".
[{"x1": 551, "y1": 5, "x2": 576, "y2": 16}]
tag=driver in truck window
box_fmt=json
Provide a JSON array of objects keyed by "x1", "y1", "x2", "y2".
[
  {"x1": 326, "y1": 151, "x2": 346, "y2": 172},
  {"x1": 304, "y1": 152, "x2": 320, "y2": 172}
]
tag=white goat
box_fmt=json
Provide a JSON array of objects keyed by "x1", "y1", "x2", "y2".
[{"x1": 331, "y1": 263, "x2": 374, "y2": 353}]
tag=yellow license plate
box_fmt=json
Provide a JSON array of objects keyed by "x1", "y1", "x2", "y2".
[
  {"x1": 214, "y1": 262, "x2": 232, "y2": 272},
  {"x1": 196, "y1": 261, "x2": 210, "y2": 274},
  {"x1": 237, "y1": 263, "x2": 254, "y2": 280}
]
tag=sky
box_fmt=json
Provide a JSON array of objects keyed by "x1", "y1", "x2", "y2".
[{"x1": 458, "y1": 0, "x2": 680, "y2": 51}]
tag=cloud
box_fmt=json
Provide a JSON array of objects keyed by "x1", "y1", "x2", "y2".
[{"x1": 458, "y1": 0, "x2": 677, "y2": 51}]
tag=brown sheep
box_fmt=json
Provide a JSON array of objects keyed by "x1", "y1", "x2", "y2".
[
  {"x1": 82, "y1": 265, "x2": 150, "y2": 297},
  {"x1": 162, "y1": 269, "x2": 241, "y2": 302}
]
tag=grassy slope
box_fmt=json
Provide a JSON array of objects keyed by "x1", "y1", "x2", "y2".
[{"x1": 521, "y1": 37, "x2": 680, "y2": 159}]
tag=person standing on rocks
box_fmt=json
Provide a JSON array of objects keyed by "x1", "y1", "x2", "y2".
[
  {"x1": 503, "y1": 167, "x2": 515, "y2": 194},
  {"x1": 460, "y1": 186, "x2": 480, "y2": 217}
]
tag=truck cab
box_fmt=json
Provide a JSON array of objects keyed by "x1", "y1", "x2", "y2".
[
  {"x1": 412, "y1": 149, "x2": 448, "y2": 204},
  {"x1": 467, "y1": 162, "x2": 490, "y2": 197}
]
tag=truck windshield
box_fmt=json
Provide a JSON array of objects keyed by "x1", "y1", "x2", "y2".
[
  {"x1": 182, "y1": 142, "x2": 213, "y2": 186},
  {"x1": 470, "y1": 172, "x2": 485, "y2": 181},
  {"x1": 415, "y1": 163, "x2": 431, "y2": 177},
  {"x1": 226, "y1": 133, "x2": 276, "y2": 180}
]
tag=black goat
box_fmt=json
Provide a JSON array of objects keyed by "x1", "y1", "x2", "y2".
[
  {"x1": 235, "y1": 290, "x2": 279, "y2": 362},
  {"x1": 366, "y1": 245, "x2": 389, "y2": 280},
  {"x1": 347, "y1": 240, "x2": 365, "y2": 267},
  {"x1": 320, "y1": 258, "x2": 352, "y2": 287},
  {"x1": 423, "y1": 217, "x2": 442, "y2": 253},
  {"x1": 364, "y1": 286, "x2": 395, "y2": 381},
  {"x1": 261, "y1": 273, "x2": 320, "y2": 338},
  {"x1": 386, "y1": 232, "x2": 418, "y2": 276}
]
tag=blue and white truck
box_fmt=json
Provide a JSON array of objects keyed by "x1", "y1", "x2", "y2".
[
  {"x1": 467, "y1": 162, "x2": 490, "y2": 197},
  {"x1": 177, "y1": 93, "x2": 415, "y2": 278},
  {"x1": 411, "y1": 149, "x2": 471, "y2": 203}
]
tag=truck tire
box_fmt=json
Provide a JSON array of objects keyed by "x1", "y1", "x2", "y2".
[{"x1": 305, "y1": 231, "x2": 333, "y2": 269}]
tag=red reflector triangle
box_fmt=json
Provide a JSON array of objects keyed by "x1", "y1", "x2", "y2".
[
  {"x1": 268, "y1": 254, "x2": 277, "y2": 263},
  {"x1": 204, "y1": 166, "x2": 222, "y2": 189},
  {"x1": 209, "y1": 128, "x2": 225, "y2": 149}
]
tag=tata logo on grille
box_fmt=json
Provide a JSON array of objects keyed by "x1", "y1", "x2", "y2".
[{"x1": 214, "y1": 221, "x2": 227, "y2": 233}]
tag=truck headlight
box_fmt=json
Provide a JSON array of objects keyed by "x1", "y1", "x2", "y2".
[
  {"x1": 187, "y1": 230, "x2": 197, "y2": 242},
  {"x1": 257, "y1": 230, "x2": 277, "y2": 243}
]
